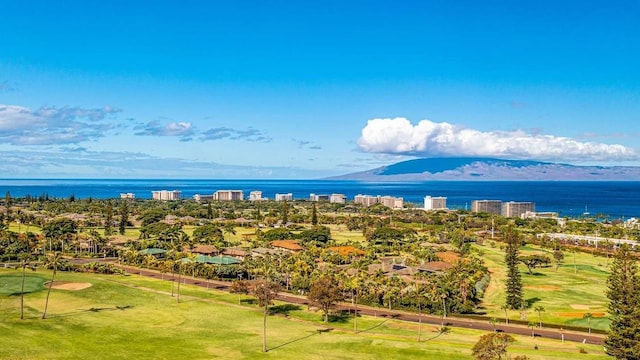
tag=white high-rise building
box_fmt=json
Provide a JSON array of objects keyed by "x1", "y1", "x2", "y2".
[
  {"x1": 309, "y1": 193, "x2": 330, "y2": 201},
  {"x1": 502, "y1": 201, "x2": 535, "y2": 218},
  {"x1": 424, "y1": 196, "x2": 447, "y2": 210},
  {"x1": 471, "y1": 200, "x2": 502, "y2": 215},
  {"x1": 354, "y1": 194, "x2": 379, "y2": 207},
  {"x1": 381, "y1": 196, "x2": 404, "y2": 209},
  {"x1": 275, "y1": 193, "x2": 293, "y2": 201},
  {"x1": 249, "y1": 191, "x2": 265, "y2": 201},
  {"x1": 213, "y1": 190, "x2": 244, "y2": 201},
  {"x1": 152, "y1": 190, "x2": 181, "y2": 201}
]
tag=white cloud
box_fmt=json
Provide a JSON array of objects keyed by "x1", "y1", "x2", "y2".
[
  {"x1": 134, "y1": 120, "x2": 194, "y2": 141},
  {"x1": 0, "y1": 104, "x2": 121, "y2": 145},
  {"x1": 358, "y1": 117, "x2": 638, "y2": 162}
]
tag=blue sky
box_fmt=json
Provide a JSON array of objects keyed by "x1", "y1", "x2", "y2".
[{"x1": 1, "y1": 0, "x2": 638, "y2": 178}]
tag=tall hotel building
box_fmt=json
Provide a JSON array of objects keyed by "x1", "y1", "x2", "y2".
[
  {"x1": 502, "y1": 201, "x2": 535, "y2": 218},
  {"x1": 275, "y1": 193, "x2": 293, "y2": 201},
  {"x1": 354, "y1": 194, "x2": 379, "y2": 207},
  {"x1": 249, "y1": 191, "x2": 265, "y2": 201},
  {"x1": 212, "y1": 190, "x2": 244, "y2": 201},
  {"x1": 471, "y1": 200, "x2": 502, "y2": 215},
  {"x1": 355, "y1": 194, "x2": 403, "y2": 209},
  {"x1": 424, "y1": 196, "x2": 447, "y2": 210},
  {"x1": 329, "y1": 194, "x2": 347, "y2": 204},
  {"x1": 152, "y1": 190, "x2": 181, "y2": 201}
]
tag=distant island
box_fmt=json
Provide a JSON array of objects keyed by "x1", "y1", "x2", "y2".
[{"x1": 327, "y1": 157, "x2": 640, "y2": 181}]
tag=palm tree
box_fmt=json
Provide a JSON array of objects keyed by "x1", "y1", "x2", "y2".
[
  {"x1": 41, "y1": 252, "x2": 62, "y2": 319},
  {"x1": 583, "y1": 312, "x2": 593, "y2": 334},
  {"x1": 402, "y1": 283, "x2": 428, "y2": 341},
  {"x1": 528, "y1": 321, "x2": 536, "y2": 338},
  {"x1": 535, "y1": 305, "x2": 545, "y2": 328},
  {"x1": 223, "y1": 223, "x2": 236, "y2": 245},
  {"x1": 489, "y1": 317, "x2": 498, "y2": 332},
  {"x1": 347, "y1": 266, "x2": 368, "y2": 334},
  {"x1": 439, "y1": 292, "x2": 448, "y2": 326},
  {"x1": 163, "y1": 260, "x2": 176, "y2": 296},
  {"x1": 500, "y1": 304, "x2": 509, "y2": 324},
  {"x1": 176, "y1": 257, "x2": 195, "y2": 303},
  {"x1": 14, "y1": 253, "x2": 36, "y2": 320},
  {"x1": 383, "y1": 276, "x2": 404, "y2": 311}
]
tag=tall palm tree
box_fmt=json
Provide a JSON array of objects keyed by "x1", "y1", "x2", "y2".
[
  {"x1": 347, "y1": 267, "x2": 368, "y2": 334},
  {"x1": 176, "y1": 256, "x2": 195, "y2": 303},
  {"x1": 500, "y1": 304, "x2": 510, "y2": 324},
  {"x1": 402, "y1": 283, "x2": 428, "y2": 341},
  {"x1": 13, "y1": 253, "x2": 36, "y2": 320},
  {"x1": 528, "y1": 321, "x2": 536, "y2": 338},
  {"x1": 535, "y1": 305, "x2": 545, "y2": 328},
  {"x1": 489, "y1": 317, "x2": 498, "y2": 332},
  {"x1": 41, "y1": 252, "x2": 62, "y2": 319},
  {"x1": 439, "y1": 292, "x2": 448, "y2": 326},
  {"x1": 223, "y1": 223, "x2": 236, "y2": 245},
  {"x1": 583, "y1": 312, "x2": 593, "y2": 334}
]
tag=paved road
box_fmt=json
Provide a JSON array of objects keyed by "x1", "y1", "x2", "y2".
[{"x1": 106, "y1": 263, "x2": 606, "y2": 345}]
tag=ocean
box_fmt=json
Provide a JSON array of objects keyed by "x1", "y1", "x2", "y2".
[{"x1": 0, "y1": 179, "x2": 638, "y2": 219}]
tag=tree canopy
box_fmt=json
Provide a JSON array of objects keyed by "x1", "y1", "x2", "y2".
[
  {"x1": 192, "y1": 224, "x2": 224, "y2": 243},
  {"x1": 42, "y1": 218, "x2": 78, "y2": 239},
  {"x1": 472, "y1": 332, "x2": 515, "y2": 360},
  {"x1": 308, "y1": 275, "x2": 343, "y2": 322}
]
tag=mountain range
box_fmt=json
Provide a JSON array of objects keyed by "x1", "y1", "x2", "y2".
[{"x1": 327, "y1": 157, "x2": 640, "y2": 181}]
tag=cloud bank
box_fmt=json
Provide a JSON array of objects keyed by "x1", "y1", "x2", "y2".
[
  {"x1": 358, "y1": 117, "x2": 638, "y2": 162},
  {"x1": 200, "y1": 127, "x2": 272, "y2": 142},
  {"x1": 134, "y1": 120, "x2": 194, "y2": 141},
  {"x1": 0, "y1": 148, "x2": 331, "y2": 179},
  {"x1": 0, "y1": 104, "x2": 121, "y2": 145}
]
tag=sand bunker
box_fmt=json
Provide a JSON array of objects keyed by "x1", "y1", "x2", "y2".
[{"x1": 47, "y1": 281, "x2": 92, "y2": 290}]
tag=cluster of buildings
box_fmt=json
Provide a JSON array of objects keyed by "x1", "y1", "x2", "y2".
[
  {"x1": 422, "y1": 198, "x2": 541, "y2": 218},
  {"x1": 354, "y1": 194, "x2": 404, "y2": 209},
  {"x1": 191, "y1": 190, "x2": 348, "y2": 204},
  {"x1": 422, "y1": 197, "x2": 541, "y2": 218},
  {"x1": 471, "y1": 199, "x2": 541, "y2": 218},
  {"x1": 149, "y1": 188, "x2": 543, "y2": 219}
]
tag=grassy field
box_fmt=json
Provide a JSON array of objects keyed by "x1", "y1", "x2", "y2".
[
  {"x1": 476, "y1": 242, "x2": 610, "y2": 330},
  {"x1": 0, "y1": 269, "x2": 608, "y2": 359}
]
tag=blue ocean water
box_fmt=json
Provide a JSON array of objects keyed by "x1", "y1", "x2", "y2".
[{"x1": 0, "y1": 179, "x2": 638, "y2": 219}]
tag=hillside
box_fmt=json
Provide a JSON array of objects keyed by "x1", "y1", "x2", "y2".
[{"x1": 327, "y1": 157, "x2": 640, "y2": 181}]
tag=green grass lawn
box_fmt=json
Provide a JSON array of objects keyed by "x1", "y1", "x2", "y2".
[
  {"x1": 0, "y1": 274, "x2": 46, "y2": 295},
  {"x1": 0, "y1": 269, "x2": 608, "y2": 359},
  {"x1": 8, "y1": 223, "x2": 42, "y2": 234},
  {"x1": 476, "y1": 242, "x2": 610, "y2": 330},
  {"x1": 327, "y1": 225, "x2": 367, "y2": 245}
]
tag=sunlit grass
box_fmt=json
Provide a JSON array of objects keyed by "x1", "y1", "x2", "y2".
[
  {"x1": 0, "y1": 269, "x2": 608, "y2": 359},
  {"x1": 476, "y1": 242, "x2": 610, "y2": 330}
]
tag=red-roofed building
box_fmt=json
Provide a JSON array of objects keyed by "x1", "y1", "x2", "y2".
[{"x1": 269, "y1": 240, "x2": 303, "y2": 253}]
